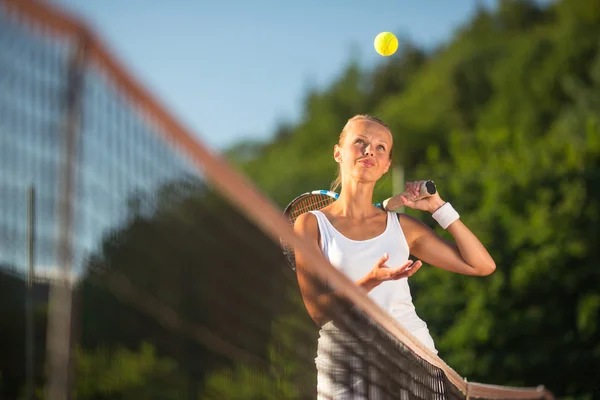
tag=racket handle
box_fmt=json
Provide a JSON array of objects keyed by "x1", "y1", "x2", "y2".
[{"x1": 382, "y1": 180, "x2": 437, "y2": 212}]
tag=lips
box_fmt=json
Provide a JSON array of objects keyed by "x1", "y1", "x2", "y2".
[{"x1": 358, "y1": 159, "x2": 374, "y2": 167}]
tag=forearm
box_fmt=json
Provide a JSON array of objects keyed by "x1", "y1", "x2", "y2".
[
  {"x1": 446, "y1": 219, "x2": 496, "y2": 273},
  {"x1": 429, "y1": 199, "x2": 496, "y2": 275},
  {"x1": 306, "y1": 274, "x2": 381, "y2": 326}
]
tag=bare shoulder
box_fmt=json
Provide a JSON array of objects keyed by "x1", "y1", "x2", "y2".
[
  {"x1": 292, "y1": 212, "x2": 322, "y2": 273},
  {"x1": 398, "y1": 213, "x2": 431, "y2": 247},
  {"x1": 293, "y1": 212, "x2": 319, "y2": 242}
]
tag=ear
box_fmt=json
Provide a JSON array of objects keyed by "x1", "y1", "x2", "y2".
[
  {"x1": 383, "y1": 158, "x2": 392, "y2": 174},
  {"x1": 333, "y1": 144, "x2": 342, "y2": 163}
]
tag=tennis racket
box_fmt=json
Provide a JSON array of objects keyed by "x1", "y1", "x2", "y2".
[{"x1": 281, "y1": 180, "x2": 436, "y2": 270}]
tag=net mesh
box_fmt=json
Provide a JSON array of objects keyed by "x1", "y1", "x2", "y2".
[{"x1": 0, "y1": 1, "x2": 554, "y2": 399}]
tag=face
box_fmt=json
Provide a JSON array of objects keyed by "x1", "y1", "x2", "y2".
[{"x1": 334, "y1": 119, "x2": 393, "y2": 183}]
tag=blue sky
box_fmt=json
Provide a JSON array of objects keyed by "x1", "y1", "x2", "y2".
[{"x1": 50, "y1": 0, "x2": 502, "y2": 152}]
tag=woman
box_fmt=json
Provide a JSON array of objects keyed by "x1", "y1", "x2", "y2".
[{"x1": 293, "y1": 114, "x2": 496, "y2": 399}]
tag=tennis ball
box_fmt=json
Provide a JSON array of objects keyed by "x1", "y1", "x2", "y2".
[{"x1": 374, "y1": 32, "x2": 398, "y2": 56}]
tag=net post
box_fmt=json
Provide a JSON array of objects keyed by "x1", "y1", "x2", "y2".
[{"x1": 43, "y1": 32, "x2": 88, "y2": 400}]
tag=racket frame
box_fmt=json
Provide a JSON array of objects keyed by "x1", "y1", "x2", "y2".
[{"x1": 281, "y1": 190, "x2": 382, "y2": 270}]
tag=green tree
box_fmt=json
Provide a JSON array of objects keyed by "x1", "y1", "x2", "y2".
[
  {"x1": 79, "y1": 178, "x2": 296, "y2": 397},
  {"x1": 75, "y1": 342, "x2": 185, "y2": 400},
  {"x1": 227, "y1": 0, "x2": 600, "y2": 398},
  {"x1": 201, "y1": 288, "x2": 318, "y2": 400},
  {"x1": 409, "y1": 101, "x2": 600, "y2": 398}
]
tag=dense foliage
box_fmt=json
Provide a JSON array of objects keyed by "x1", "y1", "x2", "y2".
[
  {"x1": 2, "y1": 1, "x2": 598, "y2": 399},
  {"x1": 226, "y1": 0, "x2": 600, "y2": 398}
]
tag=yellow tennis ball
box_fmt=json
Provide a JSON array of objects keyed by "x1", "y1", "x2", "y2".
[{"x1": 374, "y1": 32, "x2": 398, "y2": 56}]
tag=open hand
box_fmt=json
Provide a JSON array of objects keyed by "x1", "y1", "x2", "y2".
[{"x1": 370, "y1": 253, "x2": 422, "y2": 282}]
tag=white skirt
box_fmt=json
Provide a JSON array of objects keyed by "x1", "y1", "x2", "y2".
[{"x1": 315, "y1": 323, "x2": 443, "y2": 399}]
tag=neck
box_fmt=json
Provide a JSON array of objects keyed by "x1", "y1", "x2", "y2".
[{"x1": 334, "y1": 181, "x2": 377, "y2": 219}]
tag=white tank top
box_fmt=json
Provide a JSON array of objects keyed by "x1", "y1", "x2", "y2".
[{"x1": 310, "y1": 210, "x2": 437, "y2": 354}]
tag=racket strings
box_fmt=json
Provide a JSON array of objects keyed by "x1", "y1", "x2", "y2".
[
  {"x1": 282, "y1": 193, "x2": 337, "y2": 269},
  {"x1": 287, "y1": 194, "x2": 335, "y2": 223}
]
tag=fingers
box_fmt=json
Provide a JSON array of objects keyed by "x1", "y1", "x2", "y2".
[
  {"x1": 388, "y1": 260, "x2": 413, "y2": 278},
  {"x1": 387, "y1": 259, "x2": 415, "y2": 275},
  {"x1": 376, "y1": 253, "x2": 389, "y2": 268},
  {"x1": 391, "y1": 260, "x2": 422, "y2": 280},
  {"x1": 374, "y1": 256, "x2": 423, "y2": 282},
  {"x1": 405, "y1": 180, "x2": 424, "y2": 200},
  {"x1": 404, "y1": 182, "x2": 413, "y2": 201}
]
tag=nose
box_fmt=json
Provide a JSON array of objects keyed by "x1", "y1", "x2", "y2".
[{"x1": 364, "y1": 143, "x2": 374, "y2": 156}]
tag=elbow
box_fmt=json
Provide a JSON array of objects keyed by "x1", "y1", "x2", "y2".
[
  {"x1": 302, "y1": 302, "x2": 330, "y2": 327},
  {"x1": 307, "y1": 310, "x2": 329, "y2": 328},
  {"x1": 313, "y1": 315, "x2": 329, "y2": 328},
  {"x1": 477, "y1": 261, "x2": 496, "y2": 276}
]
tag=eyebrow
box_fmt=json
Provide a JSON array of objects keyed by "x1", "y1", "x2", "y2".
[{"x1": 355, "y1": 134, "x2": 390, "y2": 145}]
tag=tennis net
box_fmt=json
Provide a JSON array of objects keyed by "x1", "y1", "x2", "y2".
[{"x1": 0, "y1": 0, "x2": 554, "y2": 399}]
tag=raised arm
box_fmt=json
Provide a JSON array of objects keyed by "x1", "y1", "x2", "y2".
[
  {"x1": 397, "y1": 181, "x2": 496, "y2": 277},
  {"x1": 401, "y1": 214, "x2": 496, "y2": 276}
]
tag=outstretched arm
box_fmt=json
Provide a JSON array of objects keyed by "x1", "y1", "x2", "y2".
[{"x1": 398, "y1": 181, "x2": 496, "y2": 277}]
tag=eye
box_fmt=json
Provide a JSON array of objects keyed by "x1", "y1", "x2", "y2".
[
  {"x1": 378, "y1": 145, "x2": 386, "y2": 151},
  {"x1": 355, "y1": 139, "x2": 364, "y2": 144}
]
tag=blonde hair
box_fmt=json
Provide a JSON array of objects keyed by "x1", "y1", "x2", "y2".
[{"x1": 330, "y1": 114, "x2": 393, "y2": 192}]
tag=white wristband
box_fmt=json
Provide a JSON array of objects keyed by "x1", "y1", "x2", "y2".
[{"x1": 432, "y1": 202, "x2": 460, "y2": 229}]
